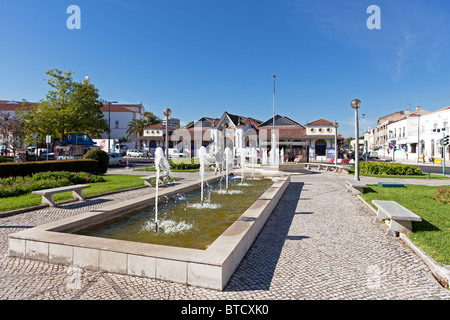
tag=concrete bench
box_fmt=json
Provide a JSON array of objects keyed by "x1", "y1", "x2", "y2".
[
  {"x1": 31, "y1": 184, "x2": 91, "y2": 207},
  {"x1": 140, "y1": 173, "x2": 171, "y2": 187},
  {"x1": 346, "y1": 179, "x2": 366, "y2": 195},
  {"x1": 372, "y1": 200, "x2": 422, "y2": 236}
]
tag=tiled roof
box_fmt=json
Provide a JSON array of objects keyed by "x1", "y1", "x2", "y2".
[
  {"x1": 100, "y1": 104, "x2": 139, "y2": 113},
  {"x1": 305, "y1": 119, "x2": 335, "y2": 126}
]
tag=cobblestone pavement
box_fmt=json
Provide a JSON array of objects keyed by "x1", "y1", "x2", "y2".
[{"x1": 0, "y1": 172, "x2": 449, "y2": 300}]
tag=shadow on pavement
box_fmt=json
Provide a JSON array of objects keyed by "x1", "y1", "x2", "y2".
[{"x1": 224, "y1": 181, "x2": 308, "y2": 292}]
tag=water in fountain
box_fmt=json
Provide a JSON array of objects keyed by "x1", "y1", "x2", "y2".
[
  {"x1": 154, "y1": 147, "x2": 171, "y2": 231},
  {"x1": 280, "y1": 148, "x2": 284, "y2": 164},
  {"x1": 240, "y1": 147, "x2": 246, "y2": 185},
  {"x1": 250, "y1": 147, "x2": 257, "y2": 179},
  {"x1": 224, "y1": 147, "x2": 232, "y2": 193},
  {"x1": 262, "y1": 149, "x2": 268, "y2": 164},
  {"x1": 198, "y1": 146, "x2": 208, "y2": 206}
]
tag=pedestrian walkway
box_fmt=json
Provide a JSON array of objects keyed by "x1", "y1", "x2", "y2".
[{"x1": 0, "y1": 172, "x2": 448, "y2": 300}]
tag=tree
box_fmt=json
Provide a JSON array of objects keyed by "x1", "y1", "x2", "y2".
[
  {"x1": 144, "y1": 111, "x2": 161, "y2": 125},
  {"x1": 16, "y1": 69, "x2": 109, "y2": 144},
  {"x1": 126, "y1": 119, "x2": 148, "y2": 149},
  {"x1": 0, "y1": 111, "x2": 25, "y2": 154}
]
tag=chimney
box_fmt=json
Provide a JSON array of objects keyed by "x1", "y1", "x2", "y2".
[
  {"x1": 416, "y1": 106, "x2": 421, "y2": 111},
  {"x1": 405, "y1": 108, "x2": 410, "y2": 115}
]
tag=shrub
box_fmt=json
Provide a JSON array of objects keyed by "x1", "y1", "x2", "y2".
[
  {"x1": 84, "y1": 149, "x2": 109, "y2": 175},
  {"x1": 359, "y1": 162, "x2": 423, "y2": 176},
  {"x1": 0, "y1": 171, "x2": 105, "y2": 197},
  {"x1": 432, "y1": 186, "x2": 450, "y2": 205},
  {"x1": 168, "y1": 161, "x2": 200, "y2": 170},
  {"x1": 0, "y1": 159, "x2": 98, "y2": 178}
]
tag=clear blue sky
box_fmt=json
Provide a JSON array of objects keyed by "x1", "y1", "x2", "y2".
[{"x1": 1, "y1": 0, "x2": 450, "y2": 137}]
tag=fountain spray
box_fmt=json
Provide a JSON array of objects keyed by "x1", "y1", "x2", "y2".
[
  {"x1": 198, "y1": 146, "x2": 208, "y2": 206},
  {"x1": 224, "y1": 148, "x2": 232, "y2": 193},
  {"x1": 154, "y1": 147, "x2": 171, "y2": 232}
]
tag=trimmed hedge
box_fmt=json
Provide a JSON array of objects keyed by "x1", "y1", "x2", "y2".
[
  {"x1": 168, "y1": 161, "x2": 200, "y2": 170},
  {"x1": 359, "y1": 161, "x2": 423, "y2": 176},
  {"x1": 0, "y1": 159, "x2": 98, "y2": 178},
  {"x1": 84, "y1": 149, "x2": 109, "y2": 175}
]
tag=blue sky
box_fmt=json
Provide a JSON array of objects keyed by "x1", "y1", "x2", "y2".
[{"x1": 1, "y1": 0, "x2": 450, "y2": 137}]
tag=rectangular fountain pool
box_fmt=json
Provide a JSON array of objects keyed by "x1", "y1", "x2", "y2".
[
  {"x1": 8, "y1": 174, "x2": 290, "y2": 290},
  {"x1": 74, "y1": 178, "x2": 275, "y2": 250}
]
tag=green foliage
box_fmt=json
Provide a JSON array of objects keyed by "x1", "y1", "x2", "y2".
[
  {"x1": 168, "y1": 161, "x2": 200, "y2": 170},
  {"x1": 0, "y1": 171, "x2": 105, "y2": 197},
  {"x1": 432, "y1": 186, "x2": 450, "y2": 205},
  {"x1": 16, "y1": 69, "x2": 108, "y2": 144},
  {"x1": 0, "y1": 159, "x2": 98, "y2": 178},
  {"x1": 359, "y1": 161, "x2": 423, "y2": 176},
  {"x1": 83, "y1": 149, "x2": 109, "y2": 174}
]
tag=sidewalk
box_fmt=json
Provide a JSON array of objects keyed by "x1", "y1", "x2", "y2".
[{"x1": 0, "y1": 172, "x2": 448, "y2": 300}]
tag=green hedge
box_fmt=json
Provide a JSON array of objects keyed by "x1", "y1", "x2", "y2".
[
  {"x1": 0, "y1": 159, "x2": 99, "y2": 178},
  {"x1": 83, "y1": 149, "x2": 109, "y2": 175},
  {"x1": 359, "y1": 161, "x2": 423, "y2": 176},
  {"x1": 168, "y1": 161, "x2": 200, "y2": 170}
]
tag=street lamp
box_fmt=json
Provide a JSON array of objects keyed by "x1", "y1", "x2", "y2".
[
  {"x1": 102, "y1": 100, "x2": 118, "y2": 153},
  {"x1": 334, "y1": 121, "x2": 339, "y2": 171},
  {"x1": 271, "y1": 75, "x2": 276, "y2": 165},
  {"x1": 163, "y1": 108, "x2": 172, "y2": 161},
  {"x1": 351, "y1": 99, "x2": 361, "y2": 181}
]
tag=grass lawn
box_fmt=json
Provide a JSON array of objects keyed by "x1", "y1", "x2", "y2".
[
  {"x1": 0, "y1": 174, "x2": 146, "y2": 213},
  {"x1": 348, "y1": 168, "x2": 449, "y2": 179},
  {"x1": 361, "y1": 184, "x2": 450, "y2": 265}
]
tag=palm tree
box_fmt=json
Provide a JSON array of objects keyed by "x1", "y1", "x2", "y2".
[{"x1": 126, "y1": 119, "x2": 148, "y2": 149}]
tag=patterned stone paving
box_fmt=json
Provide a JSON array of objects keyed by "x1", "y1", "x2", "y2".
[{"x1": 1, "y1": 172, "x2": 449, "y2": 301}]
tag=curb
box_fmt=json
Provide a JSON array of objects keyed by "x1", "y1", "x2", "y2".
[{"x1": 356, "y1": 194, "x2": 449, "y2": 288}]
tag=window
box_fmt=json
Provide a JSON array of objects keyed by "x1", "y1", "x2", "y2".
[{"x1": 115, "y1": 120, "x2": 119, "y2": 129}]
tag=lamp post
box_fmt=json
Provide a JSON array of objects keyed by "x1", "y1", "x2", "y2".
[
  {"x1": 271, "y1": 75, "x2": 276, "y2": 165},
  {"x1": 334, "y1": 121, "x2": 339, "y2": 170},
  {"x1": 351, "y1": 99, "x2": 361, "y2": 181},
  {"x1": 163, "y1": 108, "x2": 172, "y2": 161},
  {"x1": 104, "y1": 100, "x2": 118, "y2": 153}
]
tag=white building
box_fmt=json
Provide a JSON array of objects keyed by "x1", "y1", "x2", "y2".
[
  {"x1": 99, "y1": 103, "x2": 147, "y2": 144},
  {"x1": 366, "y1": 105, "x2": 449, "y2": 163},
  {"x1": 161, "y1": 117, "x2": 181, "y2": 128},
  {"x1": 415, "y1": 106, "x2": 450, "y2": 163}
]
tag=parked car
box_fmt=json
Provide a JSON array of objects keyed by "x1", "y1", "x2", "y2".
[
  {"x1": 126, "y1": 149, "x2": 145, "y2": 157},
  {"x1": 108, "y1": 152, "x2": 123, "y2": 166},
  {"x1": 39, "y1": 149, "x2": 55, "y2": 157},
  {"x1": 369, "y1": 151, "x2": 379, "y2": 159},
  {"x1": 168, "y1": 148, "x2": 189, "y2": 158}
]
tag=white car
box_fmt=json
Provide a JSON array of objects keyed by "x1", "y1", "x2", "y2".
[
  {"x1": 126, "y1": 149, "x2": 145, "y2": 157},
  {"x1": 168, "y1": 149, "x2": 189, "y2": 158},
  {"x1": 108, "y1": 152, "x2": 123, "y2": 166}
]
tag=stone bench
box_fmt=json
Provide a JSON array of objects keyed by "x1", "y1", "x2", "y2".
[
  {"x1": 140, "y1": 173, "x2": 171, "y2": 187},
  {"x1": 31, "y1": 184, "x2": 91, "y2": 207},
  {"x1": 372, "y1": 200, "x2": 422, "y2": 236},
  {"x1": 346, "y1": 179, "x2": 366, "y2": 195}
]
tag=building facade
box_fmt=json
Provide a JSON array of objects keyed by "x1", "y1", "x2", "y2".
[
  {"x1": 140, "y1": 112, "x2": 344, "y2": 162},
  {"x1": 365, "y1": 105, "x2": 449, "y2": 163}
]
